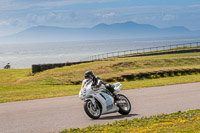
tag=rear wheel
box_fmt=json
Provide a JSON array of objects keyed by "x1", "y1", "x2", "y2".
[
  {"x1": 84, "y1": 100, "x2": 101, "y2": 119},
  {"x1": 117, "y1": 94, "x2": 131, "y2": 115}
]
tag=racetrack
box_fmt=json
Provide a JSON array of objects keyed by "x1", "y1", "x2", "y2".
[{"x1": 0, "y1": 82, "x2": 200, "y2": 133}]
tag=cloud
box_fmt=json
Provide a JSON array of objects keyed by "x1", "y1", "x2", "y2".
[
  {"x1": 0, "y1": 2, "x2": 200, "y2": 36},
  {"x1": 37, "y1": 0, "x2": 116, "y2": 7},
  {"x1": 162, "y1": 14, "x2": 175, "y2": 21},
  {"x1": 97, "y1": 12, "x2": 116, "y2": 18},
  {"x1": 0, "y1": 0, "x2": 117, "y2": 11},
  {"x1": 0, "y1": 20, "x2": 10, "y2": 26},
  {"x1": 0, "y1": 18, "x2": 23, "y2": 27},
  {"x1": 190, "y1": 5, "x2": 200, "y2": 8}
]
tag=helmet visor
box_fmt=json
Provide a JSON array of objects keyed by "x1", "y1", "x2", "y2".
[{"x1": 85, "y1": 75, "x2": 90, "y2": 79}]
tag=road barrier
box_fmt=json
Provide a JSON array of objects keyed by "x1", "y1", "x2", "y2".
[
  {"x1": 80, "y1": 42, "x2": 200, "y2": 61},
  {"x1": 32, "y1": 61, "x2": 92, "y2": 73}
]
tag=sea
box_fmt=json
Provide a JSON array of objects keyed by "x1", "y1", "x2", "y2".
[{"x1": 1, "y1": 36, "x2": 200, "y2": 69}]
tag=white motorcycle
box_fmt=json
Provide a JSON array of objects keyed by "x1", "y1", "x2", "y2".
[{"x1": 79, "y1": 79, "x2": 131, "y2": 119}]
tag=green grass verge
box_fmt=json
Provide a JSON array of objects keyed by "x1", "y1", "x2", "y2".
[
  {"x1": 0, "y1": 73, "x2": 200, "y2": 103},
  {"x1": 0, "y1": 68, "x2": 31, "y2": 86},
  {"x1": 60, "y1": 109, "x2": 200, "y2": 133},
  {"x1": 0, "y1": 85, "x2": 79, "y2": 103}
]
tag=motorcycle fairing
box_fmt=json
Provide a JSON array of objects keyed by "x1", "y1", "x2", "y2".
[
  {"x1": 100, "y1": 92, "x2": 113, "y2": 111},
  {"x1": 95, "y1": 92, "x2": 119, "y2": 114}
]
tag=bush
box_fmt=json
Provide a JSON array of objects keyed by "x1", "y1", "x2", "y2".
[
  {"x1": 177, "y1": 72, "x2": 182, "y2": 76},
  {"x1": 163, "y1": 72, "x2": 168, "y2": 77},
  {"x1": 149, "y1": 74, "x2": 155, "y2": 79},
  {"x1": 170, "y1": 72, "x2": 175, "y2": 77},
  {"x1": 155, "y1": 74, "x2": 161, "y2": 78}
]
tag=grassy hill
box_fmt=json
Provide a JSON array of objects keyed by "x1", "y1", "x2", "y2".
[
  {"x1": 14, "y1": 52, "x2": 200, "y2": 85},
  {"x1": 0, "y1": 52, "x2": 200, "y2": 103}
]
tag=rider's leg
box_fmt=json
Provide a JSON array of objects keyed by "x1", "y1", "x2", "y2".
[{"x1": 105, "y1": 84, "x2": 119, "y2": 100}]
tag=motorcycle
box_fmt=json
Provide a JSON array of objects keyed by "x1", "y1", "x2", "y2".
[
  {"x1": 79, "y1": 79, "x2": 131, "y2": 119},
  {"x1": 4, "y1": 64, "x2": 10, "y2": 69}
]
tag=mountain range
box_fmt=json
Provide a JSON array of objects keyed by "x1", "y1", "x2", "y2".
[{"x1": 1, "y1": 21, "x2": 200, "y2": 44}]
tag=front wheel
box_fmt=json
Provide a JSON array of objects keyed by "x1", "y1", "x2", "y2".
[
  {"x1": 117, "y1": 94, "x2": 131, "y2": 115},
  {"x1": 84, "y1": 100, "x2": 101, "y2": 119}
]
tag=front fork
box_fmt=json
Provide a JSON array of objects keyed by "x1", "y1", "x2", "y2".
[{"x1": 85, "y1": 98, "x2": 97, "y2": 109}]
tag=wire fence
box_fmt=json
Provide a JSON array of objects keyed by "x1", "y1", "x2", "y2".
[{"x1": 80, "y1": 42, "x2": 200, "y2": 61}]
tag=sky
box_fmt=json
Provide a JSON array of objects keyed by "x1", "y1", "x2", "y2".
[{"x1": 0, "y1": 0, "x2": 200, "y2": 37}]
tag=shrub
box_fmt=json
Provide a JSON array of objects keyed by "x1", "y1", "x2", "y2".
[
  {"x1": 177, "y1": 72, "x2": 182, "y2": 76},
  {"x1": 149, "y1": 74, "x2": 155, "y2": 79},
  {"x1": 170, "y1": 72, "x2": 175, "y2": 77},
  {"x1": 163, "y1": 72, "x2": 168, "y2": 77},
  {"x1": 155, "y1": 74, "x2": 161, "y2": 78}
]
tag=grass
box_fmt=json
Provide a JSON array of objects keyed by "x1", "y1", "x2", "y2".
[
  {"x1": 15, "y1": 52, "x2": 200, "y2": 85},
  {"x1": 0, "y1": 85, "x2": 79, "y2": 103},
  {"x1": 0, "y1": 73, "x2": 200, "y2": 103},
  {"x1": 0, "y1": 68, "x2": 31, "y2": 86},
  {"x1": 121, "y1": 73, "x2": 200, "y2": 90},
  {"x1": 0, "y1": 52, "x2": 200, "y2": 103},
  {"x1": 59, "y1": 109, "x2": 200, "y2": 133}
]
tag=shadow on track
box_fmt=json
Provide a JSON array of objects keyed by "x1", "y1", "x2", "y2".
[{"x1": 99, "y1": 113, "x2": 139, "y2": 120}]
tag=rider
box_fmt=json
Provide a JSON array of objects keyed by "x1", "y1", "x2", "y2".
[
  {"x1": 84, "y1": 70, "x2": 117, "y2": 98},
  {"x1": 4, "y1": 63, "x2": 11, "y2": 69}
]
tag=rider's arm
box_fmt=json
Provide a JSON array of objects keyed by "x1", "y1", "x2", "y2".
[
  {"x1": 92, "y1": 76, "x2": 105, "y2": 88},
  {"x1": 92, "y1": 76, "x2": 99, "y2": 86}
]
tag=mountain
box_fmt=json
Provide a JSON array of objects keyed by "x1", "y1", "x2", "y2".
[{"x1": 0, "y1": 21, "x2": 200, "y2": 44}]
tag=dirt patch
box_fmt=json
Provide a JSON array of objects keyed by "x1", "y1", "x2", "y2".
[{"x1": 112, "y1": 62, "x2": 136, "y2": 67}]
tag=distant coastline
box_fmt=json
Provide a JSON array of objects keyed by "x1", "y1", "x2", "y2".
[{"x1": 0, "y1": 21, "x2": 200, "y2": 44}]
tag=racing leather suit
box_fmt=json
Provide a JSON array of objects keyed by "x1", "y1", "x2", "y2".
[{"x1": 91, "y1": 76, "x2": 115, "y2": 94}]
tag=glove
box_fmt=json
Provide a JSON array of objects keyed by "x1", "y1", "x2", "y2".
[{"x1": 105, "y1": 84, "x2": 110, "y2": 88}]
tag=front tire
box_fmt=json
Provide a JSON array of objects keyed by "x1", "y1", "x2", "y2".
[
  {"x1": 84, "y1": 100, "x2": 101, "y2": 119},
  {"x1": 117, "y1": 94, "x2": 131, "y2": 115}
]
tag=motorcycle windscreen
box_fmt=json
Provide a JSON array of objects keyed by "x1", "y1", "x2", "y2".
[
  {"x1": 100, "y1": 92, "x2": 114, "y2": 111},
  {"x1": 79, "y1": 79, "x2": 93, "y2": 99}
]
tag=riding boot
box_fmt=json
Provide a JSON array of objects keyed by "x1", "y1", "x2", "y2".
[{"x1": 106, "y1": 84, "x2": 119, "y2": 100}]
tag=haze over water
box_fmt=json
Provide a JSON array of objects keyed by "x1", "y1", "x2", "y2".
[{"x1": 1, "y1": 37, "x2": 200, "y2": 69}]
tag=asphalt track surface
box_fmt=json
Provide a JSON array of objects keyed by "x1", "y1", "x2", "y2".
[{"x1": 0, "y1": 82, "x2": 200, "y2": 133}]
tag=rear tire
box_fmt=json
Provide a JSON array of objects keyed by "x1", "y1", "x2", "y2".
[
  {"x1": 84, "y1": 100, "x2": 101, "y2": 119},
  {"x1": 117, "y1": 94, "x2": 131, "y2": 115}
]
